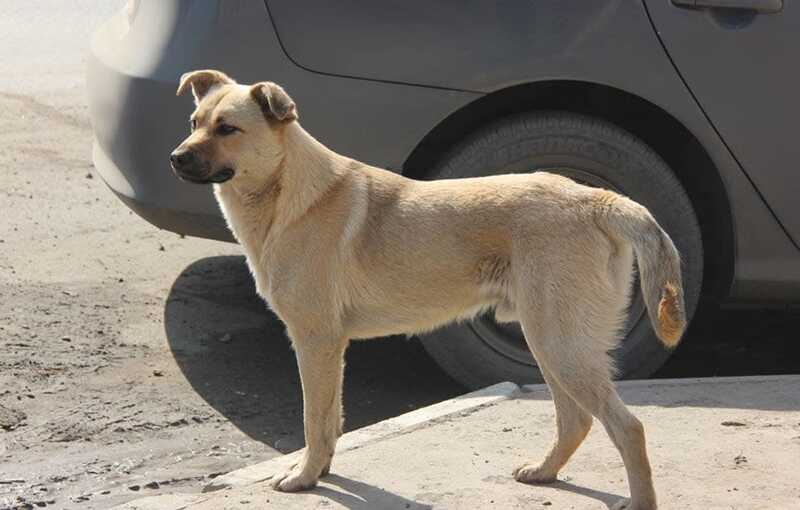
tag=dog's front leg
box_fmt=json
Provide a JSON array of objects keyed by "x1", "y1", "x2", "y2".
[{"x1": 272, "y1": 337, "x2": 346, "y2": 492}]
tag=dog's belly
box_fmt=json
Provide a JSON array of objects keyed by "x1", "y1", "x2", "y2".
[{"x1": 342, "y1": 290, "x2": 503, "y2": 340}]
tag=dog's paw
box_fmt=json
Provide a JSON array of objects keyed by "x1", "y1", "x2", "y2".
[
  {"x1": 512, "y1": 463, "x2": 558, "y2": 484},
  {"x1": 610, "y1": 497, "x2": 655, "y2": 510},
  {"x1": 270, "y1": 467, "x2": 319, "y2": 492}
]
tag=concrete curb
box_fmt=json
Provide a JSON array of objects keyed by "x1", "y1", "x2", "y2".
[
  {"x1": 521, "y1": 373, "x2": 800, "y2": 394},
  {"x1": 113, "y1": 381, "x2": 519, "y2": 509}
]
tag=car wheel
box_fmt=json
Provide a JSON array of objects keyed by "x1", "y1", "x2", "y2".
[{"x1": 418, "y1": 112, "x2": 703, "y2": 390}]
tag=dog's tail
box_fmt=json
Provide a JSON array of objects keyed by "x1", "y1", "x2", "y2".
[{"x1": 599, "y1": 192, "x2": 687, "y2": 348}]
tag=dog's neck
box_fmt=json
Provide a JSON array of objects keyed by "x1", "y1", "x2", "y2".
[
  {"x1": 215, "y1": 121, "x2": 346, "y2": 247},
  {"x1": 272, "y1": 121, "x2": 345, "y2": 227}
]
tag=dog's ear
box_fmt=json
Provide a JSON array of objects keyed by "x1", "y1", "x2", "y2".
[
  {"x1": 176, "y1": 70, "x2": 234, "y2": 104},
  {"x1": 249, "y1": 82, "x2": 298, "y2": 122}
]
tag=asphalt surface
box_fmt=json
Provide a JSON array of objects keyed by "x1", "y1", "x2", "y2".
[{"x1": 0, "y1": 2, "x2": 799, "y2": 510}]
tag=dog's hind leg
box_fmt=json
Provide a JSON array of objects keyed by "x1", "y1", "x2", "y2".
[
  {"x1": 272, "y1": 336, "x2": 347, "y2": 492},
  {"x1": 514, "y1": 261, "x2": 657, "y2": 509},
  {"x1": 513, "y1": 365, "x2": 593, "y2": 483}
]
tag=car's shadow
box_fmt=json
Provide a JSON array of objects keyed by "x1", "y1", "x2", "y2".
[{"x1": 164, "y1": 255, "x2": 463, "y2": 453}]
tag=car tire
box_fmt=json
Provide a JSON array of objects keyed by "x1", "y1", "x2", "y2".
[{"x1": 418, "y1": 112, "x2": 703, "y2": 390}]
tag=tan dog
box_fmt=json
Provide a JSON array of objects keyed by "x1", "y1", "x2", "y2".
[{"x1": 171, "y1": 70, "x2": 686, "y2": 510}]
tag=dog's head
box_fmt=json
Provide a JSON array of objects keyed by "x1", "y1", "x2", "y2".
[{"x1": 170, "y1": 70, "x2": 297, "y2": 185}]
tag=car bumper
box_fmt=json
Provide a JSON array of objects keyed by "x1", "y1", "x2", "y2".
[
  {"x1": 92, "y1": 140, "x2": 233, "y2": 241},
  {"x1": 86, "y1": 1, "x2": 248, "y2": 242}
]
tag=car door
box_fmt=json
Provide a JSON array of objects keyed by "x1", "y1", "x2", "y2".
[{"x1": 645, "y1": 0, "x2": 800, "y2": 246}]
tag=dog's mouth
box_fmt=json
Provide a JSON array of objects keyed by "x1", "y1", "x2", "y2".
[
  {"x1": 207, "y1": 167, "x2": 235, "y2": 183},
  {"x1": 173, "y1": 167, "x2": 235, "y2": 185}
]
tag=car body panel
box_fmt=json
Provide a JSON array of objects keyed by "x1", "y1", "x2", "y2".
[
  {"x1": 87, "y1": 0, "x2": 800, "y2": 301},
  {"x1": 645, "y1": 0, "x2": 800, "y2": 248},
  {"x1": 268, "y1": 1, "x2": 644, "y2": 93}
]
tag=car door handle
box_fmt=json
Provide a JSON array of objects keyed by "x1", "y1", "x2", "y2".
[{"x1": 672, "y1": 0, "x2": 782, "y2": 13}]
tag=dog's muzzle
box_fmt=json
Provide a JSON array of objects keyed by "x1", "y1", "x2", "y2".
[{"x1": 169, "y1": 150, "x2": 234, "y2": 184}]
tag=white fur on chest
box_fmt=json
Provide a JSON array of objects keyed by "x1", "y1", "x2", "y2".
[{"x1": 214, "y1": 185, "x2": 275, "y2": 301}]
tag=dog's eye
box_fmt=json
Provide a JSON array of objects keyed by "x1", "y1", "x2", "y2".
[{"x1": 216, "y1": 123, "x2": 239, "y2": 136}]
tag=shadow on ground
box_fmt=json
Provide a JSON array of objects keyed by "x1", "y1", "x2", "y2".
[
  {"x1": 164, "y1": 255, "x2": 463, "y2": 454},
  {"x1": 312, "y1": 474, "x2": 433, "y2": 510}
]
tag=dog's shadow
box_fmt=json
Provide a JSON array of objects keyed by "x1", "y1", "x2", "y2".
[
  {"x1": 163, "y1": 255, "x2": 463, "y2": 453},
  {"x1": 312, "y1": 474, "x2": 432, "y2": 510},
  {"x1": 538, "y1": 480, "x2": 623, "y2": 509},
  {"x1": 308, "y1": 475, "x2": 621, "y2": 509}
]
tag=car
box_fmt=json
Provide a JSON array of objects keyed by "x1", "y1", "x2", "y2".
[{"x1": 87, "y1": 0, "x2": 800, "y2": 390}]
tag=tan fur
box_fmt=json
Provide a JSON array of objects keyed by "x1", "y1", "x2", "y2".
[{"x1": 173, "y1": 71, "x2": 687, "y2": 510}]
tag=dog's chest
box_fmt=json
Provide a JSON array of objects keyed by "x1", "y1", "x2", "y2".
[{"x1": 215, "y1": 189, "x2": 273, "y2": 290}]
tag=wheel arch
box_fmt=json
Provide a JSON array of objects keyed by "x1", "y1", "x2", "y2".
[{"x1": 402, "y1": 80, "x2": 734, "y2": 301}]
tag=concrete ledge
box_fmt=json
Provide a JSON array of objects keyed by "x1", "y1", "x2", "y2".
[
  {"x1": 522, "y1": 373, "x2": 800, "y2": 394},
  {"x1": 186, "y1": 374, "x2": 800, "y2": 510}
]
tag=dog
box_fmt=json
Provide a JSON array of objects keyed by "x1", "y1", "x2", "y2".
[{"x1": 171, "y1": 70, "x2": 686, "y2": 510}]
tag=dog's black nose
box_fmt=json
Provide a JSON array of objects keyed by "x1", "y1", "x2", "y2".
[{"x1": 170, "y1": 150, "x2": 194, "y2": 168}]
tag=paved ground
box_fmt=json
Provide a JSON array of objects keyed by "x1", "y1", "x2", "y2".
[
  {"x1": 117, "y1": 376, "x2": 800, "y2": 510},
  {"x1": 1, "y1": 2, "x2": 800, "y2": 510}
]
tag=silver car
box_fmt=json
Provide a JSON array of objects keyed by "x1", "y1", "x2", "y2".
[{"x1": 88, "y1": 0, "x2": 800, "y2": 389}]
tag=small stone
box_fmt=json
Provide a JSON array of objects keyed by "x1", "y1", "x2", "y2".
[
  {"x1": 144, "y1": 481, "x2": 159, "y2": 489},
  {"x1": 61, "y1": 336, "x2": 71, "y2": 342},
  {"x1": 218, "y1": 333, "x2": 232, "y2": 343},
  {"x1": 152, "y1": 370, "x2": 164, "y2": 377},
  {"x1": 721, "y1": 421, "x2": 747, "y2": 427},
  {"x1": 85, "y1": 172, "x2": 93, "y2": 179},
  {"x1": 543, "y1": 502, "x2": 552, "y2": 506},
  {"x1": 158, "y1": 245, "x2": 165, "y2": 252},
  {"x1": 502, "y1": 427, "x2": 513, "y2": 432},
  {"x1": 128, "y1": 485, "x2": 140, "y2": 491}
]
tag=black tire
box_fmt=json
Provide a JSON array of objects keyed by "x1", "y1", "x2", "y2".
[{"x1": 419, "y1": 112, "x2": 703, "y2": 390}]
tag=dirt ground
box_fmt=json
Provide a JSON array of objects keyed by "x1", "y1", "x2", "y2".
[{"x1": 1, "y1": 3, "x2": 799, "y2": 510}]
